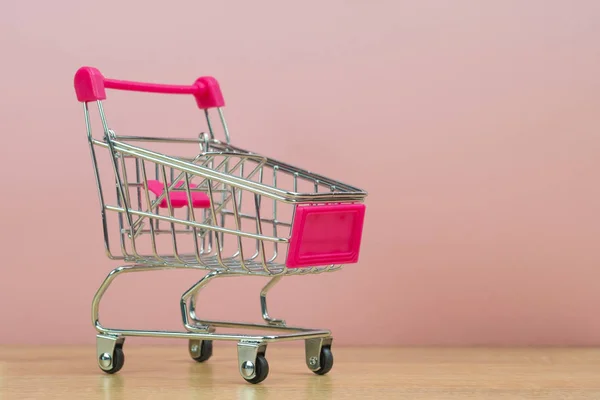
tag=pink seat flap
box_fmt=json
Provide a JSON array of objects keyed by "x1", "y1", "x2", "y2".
[{"x1": 146, "y1": 180, "x2": 210, "y2": 209}]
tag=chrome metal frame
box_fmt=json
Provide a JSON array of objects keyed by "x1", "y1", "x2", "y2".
[{"x1": 81, "y1": 99, "x2": 367, "y2": 383}]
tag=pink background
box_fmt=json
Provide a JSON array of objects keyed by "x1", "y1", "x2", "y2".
[{"x1": 0, "y1": 0, "x2": 599, "y2": 346}]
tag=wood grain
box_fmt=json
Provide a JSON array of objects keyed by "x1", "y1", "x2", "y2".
[{"x1": 2, "y1": 345, "x2": 600, "y2": 399}]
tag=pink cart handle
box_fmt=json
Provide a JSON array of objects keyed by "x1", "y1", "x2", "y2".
[{"x1": 74, "y1": 66, "x2": 225, "y2": 109}]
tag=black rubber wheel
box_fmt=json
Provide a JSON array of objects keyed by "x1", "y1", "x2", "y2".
[
  {"x1": 244, "y1": 355, "x2": 269, "y2": 384},
  {"x1": 191, "y1": 340, "x2": 213, "y2": 363},
  {"x1": 312, "y1": 346, "x2": 333, "y2": 375},
  {"x1": 102, "y1": 346, "x2": 125, "y2": 374}
]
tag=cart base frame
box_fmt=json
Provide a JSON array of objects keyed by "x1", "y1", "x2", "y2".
[{"x1": 92, "y1": 265, "x2": 335, "y2": 383}]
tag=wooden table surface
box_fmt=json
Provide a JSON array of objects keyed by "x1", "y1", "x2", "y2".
[{"x1": 1, "y1": 345, "x2": 600, "y2": 399}]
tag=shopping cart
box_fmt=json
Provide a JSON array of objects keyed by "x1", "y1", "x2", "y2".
[{"x1": 73, "y1": 66, "x2": 368, "y2": 384}]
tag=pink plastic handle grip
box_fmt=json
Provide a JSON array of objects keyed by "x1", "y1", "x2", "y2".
[{"x1": 73, "y1": 66, "x2": 225, "y2": 109}]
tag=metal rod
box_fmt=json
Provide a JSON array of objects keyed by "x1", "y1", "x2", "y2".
[{"x1": 105, "y1": 206, "x2": 288, "y2": 243}]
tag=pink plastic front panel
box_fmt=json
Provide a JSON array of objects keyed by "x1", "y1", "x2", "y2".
[{"x1": 285, "y1": 203, "x2": 366, "y2": 268}]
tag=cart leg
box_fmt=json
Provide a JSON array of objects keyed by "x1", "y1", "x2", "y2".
[
  {"x1": 187, "y1": 290, "x2": 214, "y2": 331},
  {"x1": 93, "y1": 264, "x2": 178, "y2": 334},
  {"x1": 181, "y1": 271, "x2": 225, "y2": 362},
  {"x1": 188, "y1": 274, "x2": 287, "y2": 327},
  {"x1": 237, "y1": 341, "x2": 269, "y2": 384},
  {"x1": 305, "y1": 337, "x2": 334, "y2": 375},
  {"x1": 92, "y1": 264, "x2": 184, "y2": 374},
  {"x1": 180, "y1": 270, "x2": 223, "y2": 332},
  {"x1": 260, "y1": 276, "x2": 286, "y2": 326}
]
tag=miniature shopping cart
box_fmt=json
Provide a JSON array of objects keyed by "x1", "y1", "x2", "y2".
[{"x1": 73, "y1": 66, "x2": 368, "y2": 384}]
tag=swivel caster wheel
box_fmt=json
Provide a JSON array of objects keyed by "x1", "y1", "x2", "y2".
[
  {"x1": 237, "y1": 342, "x2": 269, "y2": 384},
  {"x1": 189, "y1": 339, "x2": 213, "y2": 363},
  {"x1": 305, "y1": 337, "x2": 334, "y2": 375},
  {"x1": 312, "y1": 346, "x2": 333, "y2": 375},
  {"x1": 97, "y1": 335, "x2": 125, "y2": 374},
  {"x1": 241, "y1": 354, "x2": 269, "y2": 384}
]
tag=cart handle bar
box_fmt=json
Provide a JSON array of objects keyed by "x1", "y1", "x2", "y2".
[{"x1": 74, "y1": 66, "x2": 225, "y2": 109}]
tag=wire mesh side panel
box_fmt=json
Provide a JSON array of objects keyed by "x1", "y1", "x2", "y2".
[{"x1": 97, "y1": 145, "x2": 285, "y2": 274}]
